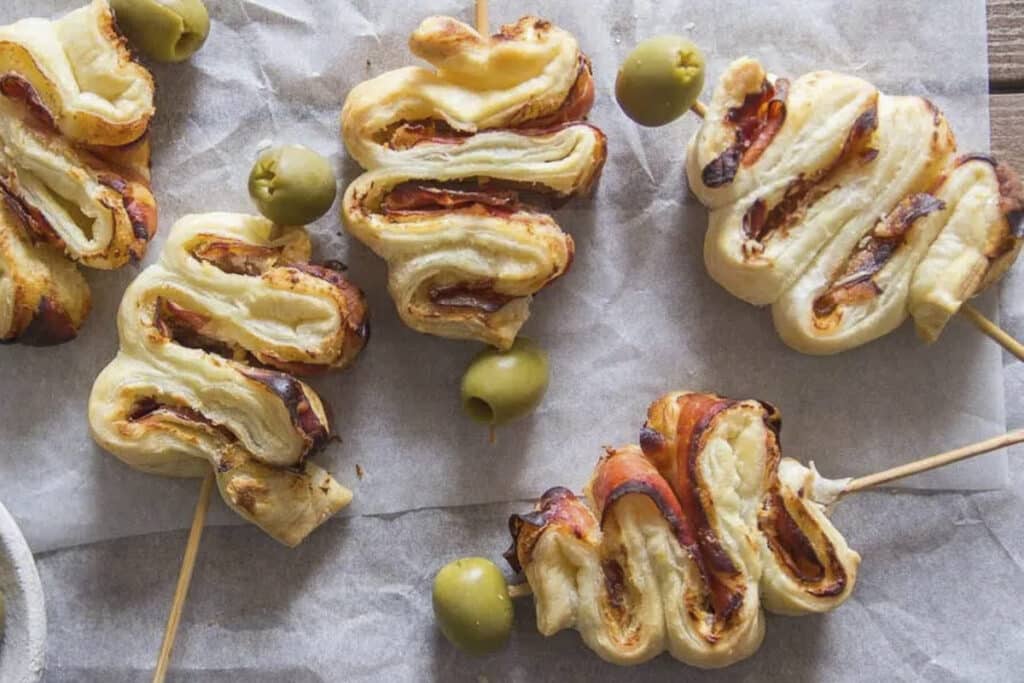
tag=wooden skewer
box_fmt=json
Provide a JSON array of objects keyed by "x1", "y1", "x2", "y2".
[
  {"x1": 843, "y1": 428, "x2": 1024, "y2": 494},
  {"x1": 687, "y1": 100, "x2": 1024, "y2": 360},
  {"x1": 959, "y1": 303, "x2": 1024, "y2": 362},
  {"x1": 153, "y1": 470, "x2": 215, "y2": 683},
  {"x1": 508, "y1": 428, "x2": 1024, "y2": 598},
  {"x1": 475, "y1": 0, "x2": 488, "y2": 35}
]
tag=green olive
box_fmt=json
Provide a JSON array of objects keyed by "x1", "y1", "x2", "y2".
[
  {"x1": 461, "y1": 337, "x2": 549, "y2": 426},
  {"x1": 615, "y1": 35, "x2": 705, "y2": 127},
  {"x1": 432, "y1": 557, "x2": 513, "y2": 655},
  {"x1": 110, "y1": 0, "x2": 210, "y2": 63},
  {"x1": 248, "y1": 145, "x2": 338, "y2": 226}
]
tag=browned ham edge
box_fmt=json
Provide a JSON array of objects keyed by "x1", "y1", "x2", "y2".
[
  {"x1": 428, "y1": 280, "x2": 517, "y2": 313},
  {"x1": 127, "y1": 396, "x2": 238, "y2": 444},
  {"x1": 153, "y1": 297, "x2": 237, "y2": 359},
  {"x1": 673, "y1": 394, "x2": 745, "y2": 625},
  {"x1": 702, "y1": 78, "x2": 790, "y2": 188},
  {"x1": 191, "y1": 238, "x2": 285, "y2": 276},
  {"x1": 237, "y1": 366, "x2": 330, "y2": 458},
  {"x1": 0, "y1": 181, "x2": 63, "y2": 248},
  {"x1": 517, "y1": 55, "x2": 596, "y2": 129},
  {"x1": 505, "y1": 486, "x2": 598, "y2": 573},
  {"x1": 0, "y1": 74, "x2": 57, "y2": 132},
  {"x1": 760, "y1": 493, "x2": 825, "y2": 582},
  {"x1": 758, "y1": 491, "x2": 848, "y2": 597},
  {"x1": 382, "y1": 182, "x2": 521, "y2": 215},
  {"x1": 6, "y1": 295, "x2": 78, "y2": 346},
  {"x1": 813, "y1": 192, "x2": 945, "y2": 319},
  {"x1": 97, "y1": 173, "x2": 157, "y2": 248},
  {"x1": 742, "y1": 104, "x2": 879, "y2": 245}
]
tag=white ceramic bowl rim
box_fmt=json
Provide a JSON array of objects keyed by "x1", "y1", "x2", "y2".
[{"x1": 0, "y1": 500, "x2": 45, "y2": 683}]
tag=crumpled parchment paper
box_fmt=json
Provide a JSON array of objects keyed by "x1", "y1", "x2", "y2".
[{"x1": 0, "y1": 0, "x2": 1009, "y2": 554}]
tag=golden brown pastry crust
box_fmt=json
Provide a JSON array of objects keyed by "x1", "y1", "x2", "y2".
[
  {"x1": 507, "y1": 391, "x2": 858, "y2": 668},
  {"x1": 341, "y1": 16, "x2": 606, "y2": 349},
  {"x1": 0, "y1": 200, "x2": 89, "y2": 344},
  {"x1": 89, "y1": 213, "x2": 370, "y2": 546},
  {"x1": 0, "y1": 0, "x2": 157, "y2": 345}
]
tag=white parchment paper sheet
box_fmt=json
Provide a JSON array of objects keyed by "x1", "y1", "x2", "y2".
[{"x1": 0, "y1": 0, "x2": 1009, "y2": 553}]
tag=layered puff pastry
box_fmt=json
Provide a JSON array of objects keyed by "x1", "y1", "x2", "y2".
[
  {"x1": 687, "y1": 58, "x2": 1023, "y2": 355},
  {"x1": 89, "y1": 213, "x2": 370, "y2": 546},
  {"x1": 507, "y1": 391, "x2": 858, "y2": 669},
  {"x1": 0, "y1": 0, "x2": 157, "y2": 345},
  {"x1": 342, "y1": 16, "x2": 606, "y2": 349}
]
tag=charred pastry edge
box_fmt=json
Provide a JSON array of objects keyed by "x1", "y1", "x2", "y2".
[
  {"x1": 1, "y1": 294, "x2": 78, "y2": 345},
  {"x1": 505, "y1": 486, "x2": 591, "y2": 573}
]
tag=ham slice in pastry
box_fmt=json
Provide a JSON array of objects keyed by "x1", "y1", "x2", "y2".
[
  {"x1": 507, "y1": 391, "x2": 858, "y2": 668},
  {"x1": 687, "y1": 58, "x2": 1022, "y2": 354},
  {"x1": 341, "y1": 16, "x2": 606, "y2": 349}
]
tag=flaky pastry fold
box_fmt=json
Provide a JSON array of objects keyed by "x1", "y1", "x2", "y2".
[
  {"x1": 0, "y1": 0, "x2": 157, "y2": 345},
  {"x1": 687, "y1": 58, "x2": 1022, "y2": 354},
  {"x1": 507, "y1": 392, "x2": 858, "y2": 668},
  {"x1": 89, "y1": 213, "x2": 370, "y2": 546},
  {"x1": 341, "y1": 16, "x2": 605, "y2": 349}
]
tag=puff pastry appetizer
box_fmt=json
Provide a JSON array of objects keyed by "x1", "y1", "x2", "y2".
[
  {"x1": 687, "y1": 58, "x2": 1023, "y2": 354},
  {"x1": 507, "y1": 391, "x2": 858, "y2": 669},
  {"x1": 0, "y1": 0, "x2": 157, "y2": 345},
  {"x1": 341, "y1": 16, "x2": 606, "y2": 349},
  {"x1": 89, "y1": 213, "x2": 369, "y2": 546}
]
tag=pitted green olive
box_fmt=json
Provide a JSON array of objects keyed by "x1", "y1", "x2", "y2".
[
  {"x1": 110, "y1": 0, "x2": 210, "y2": 63},
  {"x1": 460, "y1": 337, "x2": 549, "y2": 426},
  {"x1": 248, "y1": 145, "x2": 338, "y2": 226},
  {"x1": 432, "y1": 557, "x2": 513, "y2": 655},
  {"x1": 615, "y1": 35, "x2": 706, "y2": 127}
]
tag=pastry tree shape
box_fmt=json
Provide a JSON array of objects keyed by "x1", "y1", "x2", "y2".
[
  {"x1": 342, "y1": 16, "x2": 606, "y2": 349},
  {"x1": 89, "y1": 213, "x2": 369, "y2": 546},
  {"x1": 507, "y1": 391, "x2": 858, "y2": 669},
  {"x1": 0, "y1": 0, "x2": 157, "y2": 344},
  {"x1": 687, "y1": 58, "x2": 1023, "y2": 354}
]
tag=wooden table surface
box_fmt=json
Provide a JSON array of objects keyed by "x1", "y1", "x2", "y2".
[{"x1": 989, "y1": 0, "x2": 1023, "y2": 167}]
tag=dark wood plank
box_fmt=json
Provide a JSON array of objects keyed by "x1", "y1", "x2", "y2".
[
  {"x1": 988, "y1": 0, "x2": 1024, "y2": 87},
  {"x1": 991, "y1": 93, "x2": 1024, "y2": 168}
]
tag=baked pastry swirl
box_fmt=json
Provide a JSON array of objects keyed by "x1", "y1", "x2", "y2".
[
  {"x1": 0, "y1": 0, "x2": 157, "y2": 345},
  {"x1": 687, "y1": 58, "x2": 1023, "y2": 354},
  {"x1": 89, "y1": 213, "x2": 370, "y2": 546},
  {"x1": 507, "y1": 391, "x2": 858, "y2": 669},
  {"x1": 341, "y1": 16, "x2": 606, "y2": 349}
]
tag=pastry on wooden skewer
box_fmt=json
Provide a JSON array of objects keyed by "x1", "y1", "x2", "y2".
[
  {"x1": 686, "y1": 58, "x2": 1023, "y2": 355},
  {"x1": 506, "y1": 392, "x2": 857, "y2": 668},
  {"x1": 341, "y1": 15, "x2": 606, "y2": 349},
  {"x1": 491, "y1": 391, "x2": 1024, "y2": 668},
  {"x1": 0, "y1": 0, "x2": 158, "y2": 345},
  {"x1": 88, "y1": 213, "x2": 369, "y2": 546}
]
